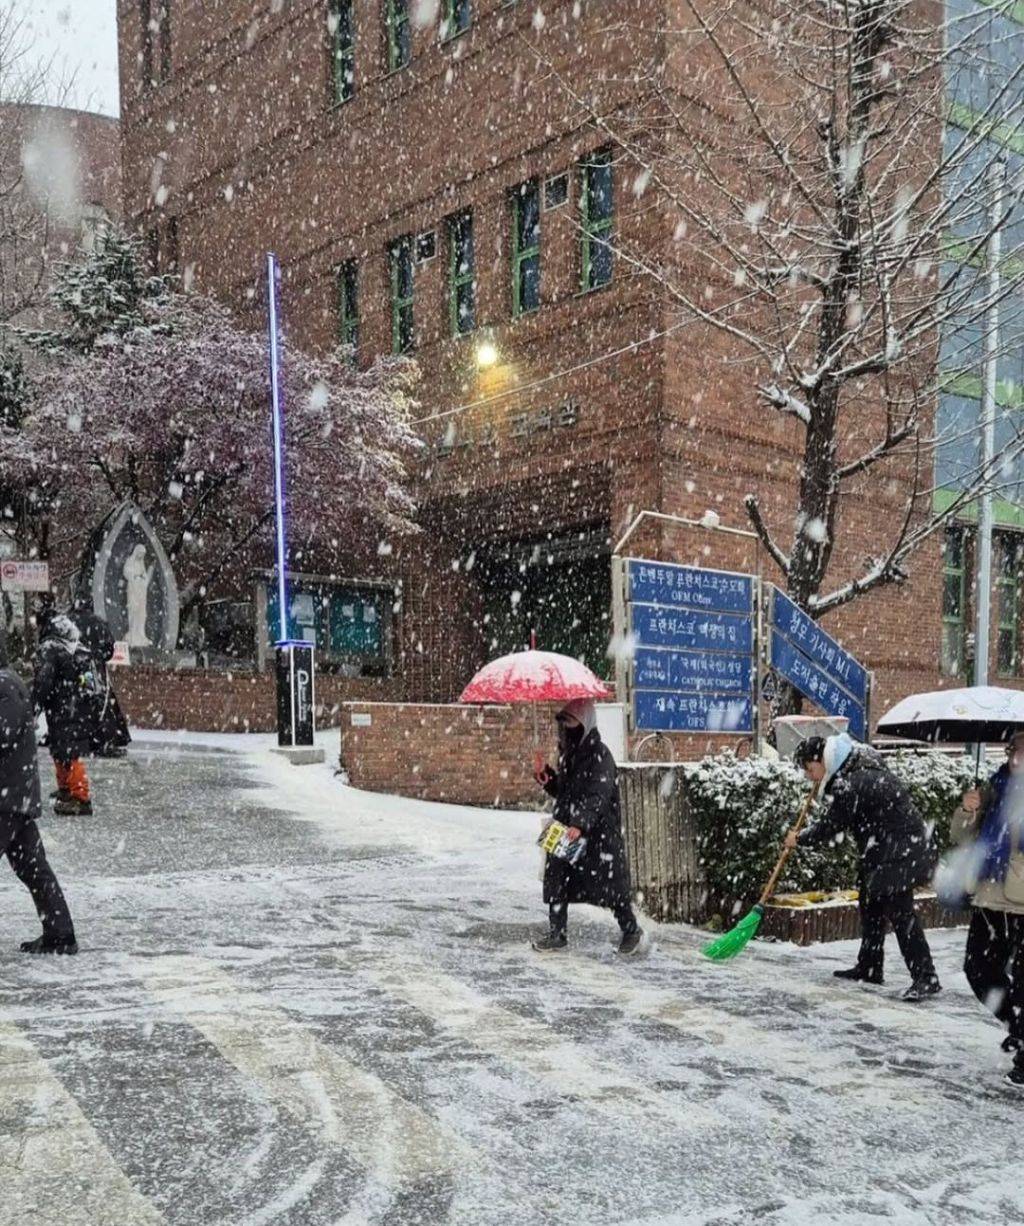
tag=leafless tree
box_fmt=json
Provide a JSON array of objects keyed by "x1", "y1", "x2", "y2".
[{"x1": 534, "y1": 0, "x2": 1024, "y2": 635}]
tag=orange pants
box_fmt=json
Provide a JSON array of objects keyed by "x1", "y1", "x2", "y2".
[{"x1": 54, "y1": 760, "x2": 90, "y2": 802}]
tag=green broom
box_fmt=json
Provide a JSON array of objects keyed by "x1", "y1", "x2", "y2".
[{"x1": 703, "y1": 781, "x2": 821, "y2": 961}]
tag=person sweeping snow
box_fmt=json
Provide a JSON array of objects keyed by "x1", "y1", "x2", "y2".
[
  {"x1": 531, "y1": 699, "x2": 643, "y2": 955},
  {"x1": 786, "y1": 734, "x2": 940, "y2": 1001}
]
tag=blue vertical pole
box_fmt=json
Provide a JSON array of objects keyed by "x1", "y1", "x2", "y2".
[{"x1": 267, "y1": 252, "x2": 288, "y2": 643}]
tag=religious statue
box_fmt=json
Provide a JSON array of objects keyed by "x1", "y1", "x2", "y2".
[{"x1": 123, "y1": 543, "x2": 155, "y2": 648}]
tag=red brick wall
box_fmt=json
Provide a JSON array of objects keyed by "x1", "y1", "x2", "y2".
[
  {"x1": 115, "y1": 667, "x2": 402, "y2": 733},
  {"x1": 340, "y1": 702, "x2": 555, "y2": 808}
]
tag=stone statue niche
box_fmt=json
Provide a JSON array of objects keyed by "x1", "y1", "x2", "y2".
[{"x1": 77, "y1": 502, "x2": 180, "y2": 661}]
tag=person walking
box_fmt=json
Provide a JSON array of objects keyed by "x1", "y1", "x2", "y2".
[
  {"x1": 33, "y1": 614, "x2": 99, "y2": 816},
  {"x1": 532, "y1": 698, "x2": 643, "y2": 955},
  {"x1": 0, "y1": 648, "x2": 78, "y2": 953},
  {"x1": 786, "y1": 734, "x2": 940, "y2": 1001},
  {"x1": 951, "y1": 733, "x2": 1024, "y2": 1090},
  {"x1": 69, "y1": 597, "x2": 131, "y2": 758}
]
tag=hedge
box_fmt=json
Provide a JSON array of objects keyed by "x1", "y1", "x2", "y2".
[{"x1": 683, "y1": 750, "x2": 977, "y2": 910}]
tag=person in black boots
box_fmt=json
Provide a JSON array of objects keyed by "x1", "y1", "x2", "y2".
[
  {"x1": 786, "y1": 734, "x2": 940, "y2": 1001},
  {"x1": 950, "y1": 733, "x2": 1024, "y2": 1090},
  {"x1": 531, "y1": 698, "x2": 643, "y2": 955},
  {"x1": 69, "y1": 597, "x2": 131, "y2": 759},
  {"x1": 0, "y1": 646, "x2": 78, "y2": 954}
]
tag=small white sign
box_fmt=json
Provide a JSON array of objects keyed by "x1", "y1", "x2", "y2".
[
  {"x1": 350, "y1": 712, "x2": 372, "y2": 727},
  {"x1": 109, "y1": 641, "x2": 131, "y2": 667},
  {"x1": 0, "y1": 560, "x2": 49, "y2": 592}
]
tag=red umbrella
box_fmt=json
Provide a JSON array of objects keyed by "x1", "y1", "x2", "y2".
[
  {"x1": 459, "y1": 648, "x2": 613, "y2": 773},
  {"x1": 459, "y1": 649, "x2": 612, "y2": 704}
]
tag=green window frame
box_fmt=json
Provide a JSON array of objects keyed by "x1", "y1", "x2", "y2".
[
  {"x1": 389, "y1": 236, "x2": 414, "y2": 354},
  {"x1": 385, "y1": 0, "x2": 411, "y2": 71},
  {"x1": 511, "y1": 180, "x2": 540, "y2": 317},
  {"x1": 580, "y1": 147, "x2": 614, "y2": 291},
  {"x1": 996, "y1": 533, "x2": 1022, "y2": 676},
  {"x1": 448, "y1": 211, "x2": 475, "y2": 336},
  {"x1": 329, "y1": 0, "x2": 355, "y2": 103},
  {"x1": 441, "y1": 0, "x2": 471, "y2": 38},
  {"x1": 941, "y1": 526, "x2": 968, "y2": 677},
  {"x1": 338, "y1": 258, "x2": 359, "y2": 354}
]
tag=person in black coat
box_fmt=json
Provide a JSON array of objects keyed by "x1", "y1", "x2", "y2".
[
  {"x1": 33, "y1": 614, "x2": 99, "y2": 816},
  {"x1": 69, "y1": 598, "x2": 131, "y2": 758},
  {"x1": 0, "y1": 647, "x2": 77, "y2": 953},
  {"x1": 786, "y1": 735, "x2": 940, "y2": 1000},
  {"x1": 532, "y1": 698, "x2": 643, "y2": 954}
]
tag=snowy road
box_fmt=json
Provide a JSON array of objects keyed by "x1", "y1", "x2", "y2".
[{"x1": 0, "y1": 739, "x2": 1021, "y2": 1226}]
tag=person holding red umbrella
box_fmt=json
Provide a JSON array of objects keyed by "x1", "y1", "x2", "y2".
[{"x1": 532, "y1": 699, "x2": 643, "y2": 955}]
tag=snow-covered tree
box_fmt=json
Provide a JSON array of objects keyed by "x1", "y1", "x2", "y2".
[
  {"x1": 538, "y1": 0, "x2": 1024, "y2": 645},
  {"x1": 3, "y1": 230, "x2": 419, "y2": 626}
]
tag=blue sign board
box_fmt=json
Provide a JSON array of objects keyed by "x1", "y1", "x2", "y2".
[
  {"x1": 634, "y1": 690, "x2": 754, "y2": 734},
  {"x1": 770, "y1": 633, "x2": 866, "y2": 740},
  {"x1": 770, "y1": 590, "x2": 869, "y2": 706},
  {"x1": 634, "y1": 647, "x2": 753, "y2": 695},
  {"x1": 628, "y1": 560, "x2": 754, "y2": 615},
  {"x1": 631, "y1": 606, "x2": 754, "y2": 654}
]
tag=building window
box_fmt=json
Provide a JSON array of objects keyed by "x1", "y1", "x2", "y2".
[
  {"x1": 329, "y1": 0, "x2": 355, "y2": 103},
  {"x1": 389, "y1": 236, "x2": 414, "y2": 354},
  {"x1": 80, "y1": 204, "x2": 111, "y2": 254},
  {"x1": 338, "y1": 259, "x2": 359, "y2": 354},
  {"x1": 385, "y1": 0, "x2": 411, "y2": 71},
  {"x1": 511, "y1": 180, "x2": 540, "y2": 317},
  {"x1": 942, "y1": 526, "x2": 968, "y2": 677},
  {"x1": 448, "y1": 211, "x2": 475, "y2": 336},
  {"x1": 441, "y1": 0, "x2": 471, "y2": 38},
  {"x1": 580, "y1": 147, "x2": 614, "y2": 291},
  {"x1": 996, "y1": 533, "x2": 1022, "y2": 677}
]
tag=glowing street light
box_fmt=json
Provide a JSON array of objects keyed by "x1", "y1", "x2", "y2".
[{"x1": 475, "y1": 339, "x2": 499, "y2": 369}]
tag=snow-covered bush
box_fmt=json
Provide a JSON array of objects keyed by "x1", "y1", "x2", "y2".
[{"x1": 686, "y1": 749, "x2": 976, "y2": 905}]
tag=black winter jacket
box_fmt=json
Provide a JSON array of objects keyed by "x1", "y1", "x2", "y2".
[
  {"x1": 798, "y1": 749, "x2": 936, "y2": 897},
  {"x1": 543, "y1": 727, "x2": 632, "y2": 907},
  {"x1": 0, "y1": 669, "x2": 41, "y2": 821},
  {"x1": 33, "y1": 638, "x2": 100, "y2": 762}
]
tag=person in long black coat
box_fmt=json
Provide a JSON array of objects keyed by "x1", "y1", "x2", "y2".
[
  {"x1": 532, "y1": 698, "x2": 643, "y2": 954},
  {"x1": 786, "y1": 735, "x2": 940, "y2": 1000},
  {"x1": 33, "y1": 614, "x2": 99, "y2": 816},
  {"x1": 69, "y1": 598, "x2": 131, "y2": 757},
  {"x1": 0, "y1": 647, "x2": 77, "y2": 953}
]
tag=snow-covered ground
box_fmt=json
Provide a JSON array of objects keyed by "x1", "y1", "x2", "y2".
[{"x1": 0, "y1": 738, "x2": 1020, "y2": 1226}]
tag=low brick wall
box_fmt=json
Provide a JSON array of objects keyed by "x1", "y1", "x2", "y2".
[
  {"x1": 340, "y1": 701, "x2": 554, "y2": 808},
  {"x1": 115, "y1": 666, "x2": 401, "y2": 733},
  {"x1": 759, "y1": 894, "x2": 971, "y2": 946}
]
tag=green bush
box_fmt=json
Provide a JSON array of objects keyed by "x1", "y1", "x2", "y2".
[{"x1": 684, "y1": 749, "x2": 976, "y2": 910}]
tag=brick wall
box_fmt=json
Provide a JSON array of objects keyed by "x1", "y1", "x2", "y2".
[
  {"x1": 115, "y1": 667, "x2": 402, "y2": 733},
  {"x1": 340, "y1": 701, "x2": 556, "y2": 808}
]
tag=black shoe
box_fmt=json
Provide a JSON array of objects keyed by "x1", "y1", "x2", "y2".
[
  {"x1": 834, "y1": 966, "x2": 884, "y2": 985},
  {"x1": 20, "y1": 935, "x2": 78, "y2": 956},
  {"x1": 1002, "y1": 1035, "x2": 1022, "y2": 1054},
  {"x1": 532, "y1": 933, "x2": 567, "y2": 953},
  {"x1": 49, "y1": 788, "x2": 71, "y2": 801},
  {"x1": 617, "y1": 928, "x2": 645, "y2": 956},
  {"x1": 902, "y1": 978, "x2": 942, "y2": 1002},
  {"x1": 1006, "y1": 1060, "x2": 1024, "y2": 1089},
  {"x1": 53, "y1": 797, "x2": 92, "y2": 816}
]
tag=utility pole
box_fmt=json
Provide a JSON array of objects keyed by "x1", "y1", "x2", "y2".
[{"x1": 974, "y1": 159, "x2": 1006, "y2": 689}]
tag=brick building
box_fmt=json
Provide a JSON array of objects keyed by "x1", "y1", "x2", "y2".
[{"x1": 114, "y1": 0, "x2": 1024, "y2": 745}]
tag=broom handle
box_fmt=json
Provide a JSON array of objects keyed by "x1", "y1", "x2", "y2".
[{"x1": 758, "y1": 781, "x2": 822, "y2": 907}]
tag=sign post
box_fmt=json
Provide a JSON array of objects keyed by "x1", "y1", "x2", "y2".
[{"x1": 266, "y1": 253, "x2": 319, "y2": 759}]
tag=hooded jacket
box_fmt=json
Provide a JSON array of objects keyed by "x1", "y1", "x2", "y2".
[
  {"x1": 798, "y1": 741, "x2": 936, "y2": 897},
  {"x1": 33, "y1": 616, "x2": 101, "y2": 762},
  {"x1": 542, "y1": 701, "x2": 631, "y2": 907}
]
